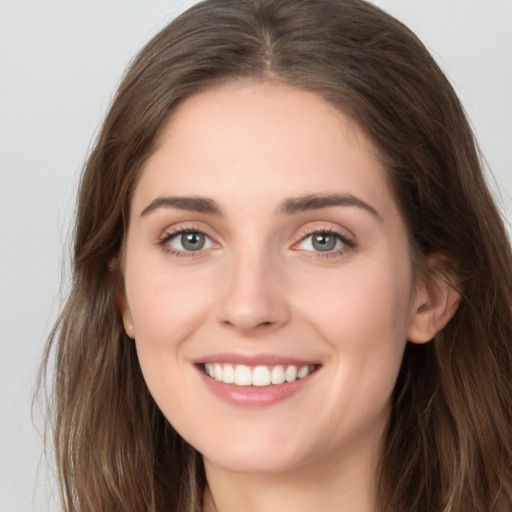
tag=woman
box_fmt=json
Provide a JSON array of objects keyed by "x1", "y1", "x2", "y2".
[{"x1": 41, "y1": 0, "x2": 512, "y2": 510}]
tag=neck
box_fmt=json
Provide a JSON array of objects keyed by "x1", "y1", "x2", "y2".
[{"x1": 202, "y1": 441, "x2": 380, "y2": 512}]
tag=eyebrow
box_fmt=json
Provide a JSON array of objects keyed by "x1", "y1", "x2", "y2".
[
  {"x1": 140, "y1": 196, "x2": 223, "y2": 217},
  {"x1": 140, "y1": 192, "x2": 381, "y2": 221},
  {"x1": 277, "y1": 193, "x2": 382, "y2": 221}
]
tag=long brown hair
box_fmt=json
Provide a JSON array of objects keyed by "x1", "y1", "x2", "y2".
[{"x1": 40, "y1": 0, "x2": 512, "y2": 510}]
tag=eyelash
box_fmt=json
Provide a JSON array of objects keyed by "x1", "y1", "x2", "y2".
[
  {"x1": 158, "y1": 226, "x2": 211, "y2": 257},
  {"x1": 158, "y1": 226, "x2": 356, "y2": 258},
  {"x1": 293, "y1": 227, "x2": 356, "y2": 258}
]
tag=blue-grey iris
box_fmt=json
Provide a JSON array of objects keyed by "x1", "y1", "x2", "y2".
[
  {"x1": 181, "y1": 232, "x2": 205, "y2": 251},
  {"x1": 312, "y1": 233, "x2": 337, "y2": 251}
]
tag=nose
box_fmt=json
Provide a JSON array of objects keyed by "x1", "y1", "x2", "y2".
[{"x1": 217, "y1": 249, "x2": 290, "y2": 335}]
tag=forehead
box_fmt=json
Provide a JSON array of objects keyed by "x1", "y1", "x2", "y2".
[{"x1": 133, "y1": 80, "x2": 396, "y2": 217}]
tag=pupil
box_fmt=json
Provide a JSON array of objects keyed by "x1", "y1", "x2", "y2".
[
  {"x1": 312, "y1": 233, "x2": 336, "y2": 252},
  {"x1": 182, "y1": 232, "x2": 205, "y2": 251}
]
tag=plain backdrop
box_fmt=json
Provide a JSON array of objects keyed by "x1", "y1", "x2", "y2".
[{"x1": 1, "y1": 1, "x2": 511, "y2": 510}]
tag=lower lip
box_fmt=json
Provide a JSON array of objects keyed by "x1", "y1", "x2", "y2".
[{"x1": 197, "y1": 366, "x2": 319, "y2": 408}]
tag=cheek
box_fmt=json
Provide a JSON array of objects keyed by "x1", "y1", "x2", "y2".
[
  {"x1": 295, "y1": 259, "x2": 413, "y2": 405},
  {"x1": 302, "y1": 257, "x2": 413, "y2": 346},
  {"x1": 127, "y1": 264, "x2": 212, "y2": 339},
  {"x1": 125, "y1": 267, "x2": 216, "y2": 428},
  {"x1": 124, "y1": 262, "x2": 216, "y2": 392}
]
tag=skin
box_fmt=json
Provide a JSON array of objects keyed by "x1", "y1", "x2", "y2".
[{"x1": 121, "y1": 80, "x2": 459, "y2": 512}]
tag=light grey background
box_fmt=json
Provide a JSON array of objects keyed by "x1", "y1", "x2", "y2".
[{"x1": 1, "y1": 1, "x2": 511, "y2": 511}]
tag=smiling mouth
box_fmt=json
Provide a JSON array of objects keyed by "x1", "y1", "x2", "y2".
[{"x1": 202, "y1": 363, "x2": 320, "y2": 387}]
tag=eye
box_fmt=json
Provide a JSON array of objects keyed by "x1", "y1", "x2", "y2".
[
  {"x1": 161, "y1": 229, "x2": 215, "y2": 254},
  {"x1": 295, "y1": 229, "x2": 354, "y2": 255}
]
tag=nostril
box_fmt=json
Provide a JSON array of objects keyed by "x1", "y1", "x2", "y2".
[{"x1": 218, "y1": 291, "x2": 291, "y2": 333}]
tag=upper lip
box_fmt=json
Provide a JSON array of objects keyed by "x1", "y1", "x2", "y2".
[{"x1": 193, "y1": 352, "x2": 321, "y2": 367}]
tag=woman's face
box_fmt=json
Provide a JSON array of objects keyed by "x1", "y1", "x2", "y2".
[{"x1": 121, "y1": 81, "x2": 425, "y2": 476}]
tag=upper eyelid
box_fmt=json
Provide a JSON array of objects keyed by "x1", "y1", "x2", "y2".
[
  {"x1": 157, "y1": 223, "x2": 355, "y2": 248},
  {"x1": 296, "y1": 230, "x2": 353, "y2": 246},
  {"x1": 291, "y1": 224, "x2": 357, "y2": 254},
  {"x1": 293, "y1": 223, "x2": 355, "y2": 243},
  {"x1": 160, "y1": 226, "x2": 214, "y2": 243},
  {"x1": 158, "y1": 227, "x2": 217, "y2": 257},
  {"x1": 159, "y1": 223, "x2": 212, "y2": 239}
]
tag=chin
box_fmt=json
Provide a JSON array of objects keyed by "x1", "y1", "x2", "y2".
[
  {"x1": 204, "y1": 451, "x2": 305, "y2": 476},
  {"x1": 196, "y1": 430, "x2": 315, "y2": 476}
]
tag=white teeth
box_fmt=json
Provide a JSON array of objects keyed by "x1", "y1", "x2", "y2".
[
  {"x1": 285, "y1": 365, "x2": 297, "y2": 383},
  {"x1": 223, "y1": 364, "x2": 235, "y2": 384},
  {"x1": 271, "y1": 365, "x2": 285, "y2": 384},
  {"x1": 203, "y1": 363, "x2": 315, "y2": 387},
  {"x1": 297, "y1": 365, "x2": 310, "y2": 379},
  {"x1": 234, "y1": 365, "x2": 252, "y2": 386},
  {"x1": 252, "y1": 366, "x2": 271, "y2": 387}
]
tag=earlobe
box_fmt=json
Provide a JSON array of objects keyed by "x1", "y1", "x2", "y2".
[
  {"x1": 407, "y1": 261, "x2": 461, "y2": 344},
  {"x1": 110, "y1": 257, "x2": 135, "y2": 339},
  {"x1": 122, "y1": 305, "x2": 136, "y2": 339},
  {"x1": 118, "y1": 290, "x2": 135, "y2": 339}
]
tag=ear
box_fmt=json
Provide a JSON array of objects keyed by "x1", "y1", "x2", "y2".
[
  {"x1": 110, "y1": 257, "x2": 136, "y2": 339},
  {"x1": 407, "y1": 256, "x2": 461, "y2": 344},
  {"x1": 119, "y1": 293, "x2": 136, "y2": 340}
]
